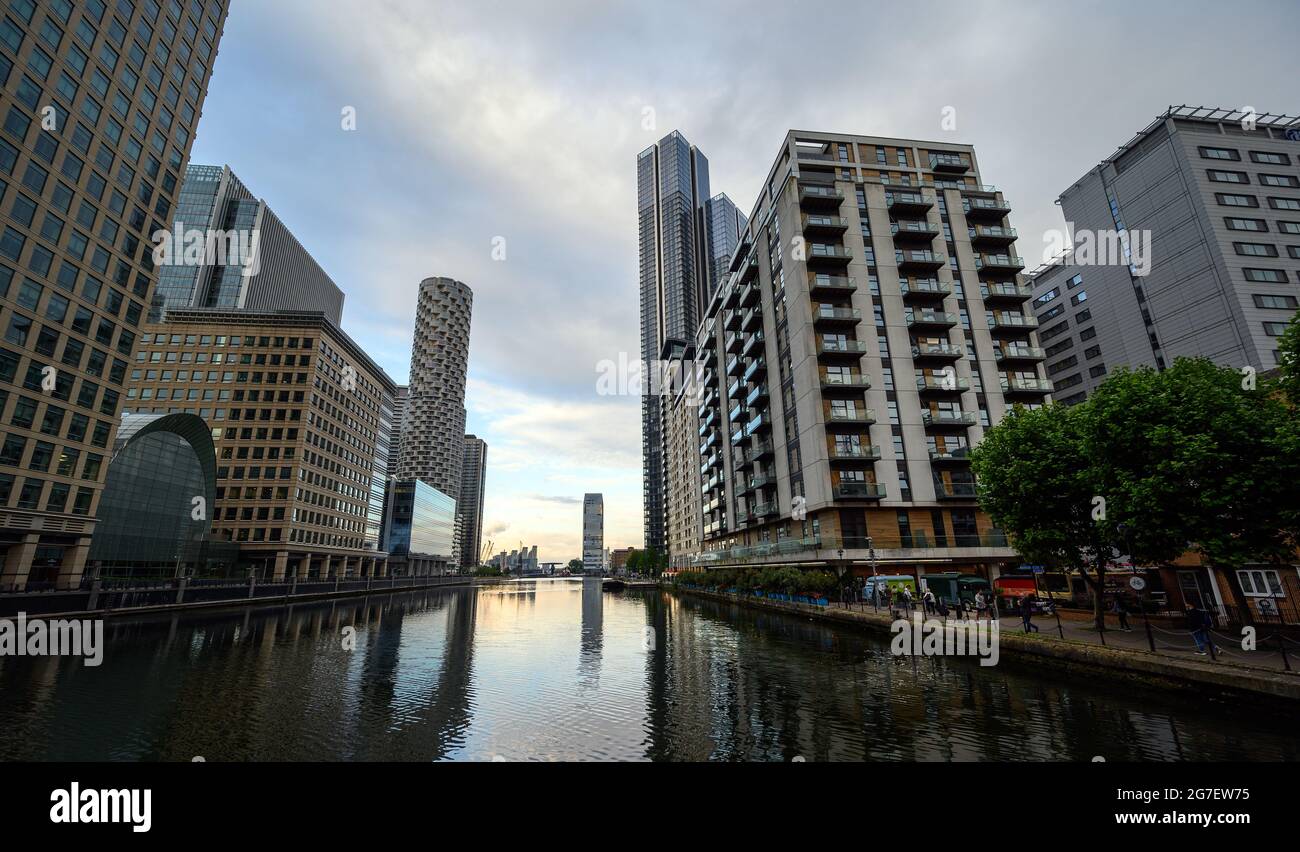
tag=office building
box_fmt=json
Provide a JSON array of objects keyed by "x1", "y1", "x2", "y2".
[
  {"x1": 399, "y1": 277, "x2": 472, "y2": 501},
  {"x1": 87, "y1": 412, "x2": 236, "y2": 576},
  {"x1": 457, "y1": 433, "x2": 486, "y2": 567},
  {"x1": 151, "y1": 164, "x2": 345, "y2": 323},
  {"x1": 692, "y1": 130, "x2": 1045, "y2": 581},
  {"x1": 637, "y1": 131, "x2": 743, "y2": 555},
  {"x1": 380, "y1": 478, "x2": 456, "y2": 576},
  {"x1": 0, "y1": 0, "x2": 230, "y2": 589},
  {"x1": 582, "y1": 493, "x2": 603, "y2": 574},
  {"x1": 124, "y1": 309, "x2": 397, "y2": 580},
  {"x1": 1030, "y1": 105, "x2": 1300, "y2": 404}
]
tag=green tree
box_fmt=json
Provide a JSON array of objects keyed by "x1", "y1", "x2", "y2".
[
  {"x1": 973, "y1": 358, "x2": 1300, "y2": 628},
  {"x1": 1271, "y1": 310, "x2": 1300, "y2": 405},
  {"x1": 625, "y1": 549, "x2": 642, "y2": 576},
  {"x1": 566, "y1": 558, "x2": 583, "y2": 574}
]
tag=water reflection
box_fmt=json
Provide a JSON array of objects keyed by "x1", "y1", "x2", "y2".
[{"x1": 0, "y1": 579, "x2": 1293, "y2": 762}]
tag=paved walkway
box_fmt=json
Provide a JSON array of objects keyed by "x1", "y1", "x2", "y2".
[{"x1": 827, "y1": 600, "x2": 1300, "y2": 675}]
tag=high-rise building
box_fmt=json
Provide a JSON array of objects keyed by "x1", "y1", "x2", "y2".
[
  {"x1": 399, "y1": 277, "x2": 471, "y2": 501},
  {"x1": 387, "y1": 384, "x2": 407, "y2": 478},
  {"x1": 151, "y1": 164, "x2": 345, "y2": 323},
  {"x1": 1030, "y1": 105, "x2": 1300, "y2": 405},
  {"x1": 124, "y1": 310, "x2": 397, "y2": 580},
  {"x1": 692, "y1": 131, "x2": 1041, "y2": 579},
  {"x1": 664, "y1": 341, "x2": 702, "y2": 569},
  {"x1": 637, "y1": 131, "x2": 743, "y2": 555},
  {"x1": 582, "y1": 493, "x2": 603, "y2": 574},
  {"x1": 0, "y1": 0, "x2": 230, "y2": 589},
  {"x1": 457, "y1": 433, "x2": 486, "y2": 567},
  {"x1": 380, "y1": 478, "x2": 456, "y2": 576}
]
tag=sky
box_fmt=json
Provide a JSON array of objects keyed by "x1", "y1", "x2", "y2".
[{"x1": 188, "y1": 0, "x2": 1300, "y2": 563}]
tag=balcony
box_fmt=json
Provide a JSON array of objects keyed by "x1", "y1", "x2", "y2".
[
  {"x1": 899, "y1": 278, "x2": 952, "y2": 302},
  {"x1": 745, "y1": 413, "x2": 771, "y2": 437},
  {"x1": 988, "y1": 313, "x2": 1040, "y2": 335},
  {"x1": 963, "y1": 196, "x2": 1012, "y2": 220},
  {"x1": 820, "y1": 371, "x2": 871, "y2": 393},
  {"x1": 747, "y1": 501, "x2": 776, "y2": 520},
  {"x1": 698, "y1": 410, "x2": 717, "y2": 435},
  {"x1": 740, "y1": 253, "x2": 760, "y2": 283},
  {"x1": 727, "y1": 378, "x2": 742, "y2": 400},
  {"x1": 895, "y1": 249, "x2": 946, "y2": 272},
  {"x1": 834, "y1": 482, "x2": 888, "y2": 500},
  {"x1": 751, "y1": 439, "x2": 776, "y2": 460},
  {"x1": 724, "y1": 309, "x2": 743, "y2": 331},
  {"x1": 829, "y1": 444, "x2": 882, "y2": 464},
  {"x1": 975, "y1": 254, "x2": 1026, "y2": 274},
  {"x1": 812, "y1": 305, "x2": 862, "y2": 328},
  {"x1": 929, "y1": 152, "x2": 971, "y2": 173},
  {"x1": 742, "y1": 331, "x2": 765, "y2": 358},
  {"x1": 1000, "y1": 377, "x2": 1055, "y2": 396},
  {"x1": 886, "y1": 190, "x2": 936, "y2": 213},
  {"x1": 905, "y1": 309, "x2": 958, "y2": 330},
  {"x1": 728, "y1": 403, "x2": 745, "y2": 425},
  {"x1": 936, "y1": 482, "x2": 979, "y2": 500},
  {"x1": 799, "y1": 183, "x2": 845, "y2": 209},
  {"x1": 725, "y1": 331, "x2": 743, "y2": 354},
  {"x1": 994, "y1": 345, "x2": 1046, "y2": 364},
  {"x1": 743, "y1": 357, "x2": 768, "y2": 383},
  {"x1": 809, "y1": 275, "x2": 856, "y2": 296},
  {"x1": 911, "y1": 341, "x2": 964, "y2": 362},
  {"x1": 802, "y1": 214, "x2": 848, "y2": 236},
  {"x1": 891, "y1": 220, "x2": 941, "y2": 241},
  {"x1": 699, "y1": 433, "x2": 717, "y2": 456},
  {"x1": 817, "y1": 339, "x2": 868, "y2": 360},
  {"x1": 731, "y1": 512, "x2": 749, "y2": 528},
  {"x1": 739, "y1": 281, "x2": 760, "y2": 308},
  {"x1": 807, "y1": 243, "x2": 852, "y2": 265},
  {"x1": 725, "y1": 354, "x2": 742, "y2": 377},
  {"x1": 825, "y1": 408, "x2": 876, "y2": 429},
  {"x1": 750, "y1": 469, "x2": 777, "y2": 490},
  {"x1": 916, "y1": 375, "x2": 970, "y2": 395},
  {"x1": 729, "y1": 237, "x2": 753, "y2": 273},
  {"x1": 730, "y1": 428, "x2": 745, "y2": 446},
  {"x1": 928, "y1": 447, "x2": 972, "y2": 464},
  {"x1": 922, "y1": 410, "x2": 977, "y2": 429},
  {"x1": 969, "y1": 226, "x2": 1018, "y2": 247},
  {"x1": 723, "y1": 283, "x2": 740, "y2": 310},
  {"x1": 746, "y1": 383, "x2": 769, "y2": 407},
  {"x1": 980, "y1": 282, "x2": 1033, "y2": 304},
  {"x1": 741, "y1": 305, "x2": 763, "y2": 332},
  {"x1": 698, "y1": 345, "x2": 717, "y2": 367}
]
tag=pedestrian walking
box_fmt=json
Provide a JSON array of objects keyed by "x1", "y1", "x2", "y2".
[
  {"x1": 901, "y1": 586, "x2": 914, "y2": 614},
  {"x1": 1021, "y1": 594, "x2": 1040, "y2": 634},
  {"x1": 1186, "y1": 604, "x2": 1214, "y2": 655},
  {"x1": 922, "y1": 589, "x2": 936, "y2": 614},
  {"x1": 1111, "y1": 596, "x2": 1131, "y2": 631},
  {"x1": 974, "y1": 590, "x2": 988, "y2": 621}
]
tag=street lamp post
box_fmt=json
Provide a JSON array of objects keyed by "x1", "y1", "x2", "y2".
[{"x1": 868, "y1": 537, "x2": 879, "y2": 612}]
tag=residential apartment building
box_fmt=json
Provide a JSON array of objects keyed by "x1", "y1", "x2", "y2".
[
  {"x1": 1030, "y1": 105, "x2": 1300, "y2": 404},
  {"x1": 457, "y1": 432, "x2": 486, "y2": 567},
  {"x1": 664, "y1": 341, "x2": 702, "y2": 568},
  {"x1": 386, "y1": 383, "x2": 406, "y2": 478},
  {"x1": 124, "y1": 309, "x2": 397, "y2": 580},
  {"x1": 582, "y1": 492, "x2": 603, "y2": 574},
  {"x1": 151, "y1": 163, "x2": 345, "y2": 323},
  {"x1": 691, "y1": 131, "x2": 1047, "y2": 580},
  {"x1": 637, "y1": 130, "x2": 742, "y2": 555},
  {"x1": 0, "y1": 0, "x2": 229, "y2": 588},
  {"x1": 399, "y1": 276, "x2": 471, "y2": 501}
]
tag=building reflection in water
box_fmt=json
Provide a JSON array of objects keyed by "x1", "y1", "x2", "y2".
[{"x1": 0, "y1": 583, "x2": 1294, "y2": 761}]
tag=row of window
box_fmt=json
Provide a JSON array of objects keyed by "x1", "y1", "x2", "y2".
[{"x1": 1199, "y1": 146, "x2": 1293, "y2": 166}]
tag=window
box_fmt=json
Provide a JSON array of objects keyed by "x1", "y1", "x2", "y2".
[
  {"x1": 1234, "y1": 242, "x2": 1278, "y2": 257},
  {"x1": 1198, "y1": 146, "x2": 1240, "y2": 161},
  {"x1": 1225, "y1": 217, "x2": 1267, "y2": 232},
  {"x1": 1216, "y1": 193, "x2": 1258, "y2": 208},
  {"x1": 1259, "y1": 174, "x2": 1300, "y2": 188},
  {"x1": 1237, "y1": 569, "x2": 1283, "y2": 598},
  {"x1": 1263, "y1": 322, "x2": 1288, "y2": 336},
  {"x1": 1269, "y1": 197, "x2": 1300, "y2": 211},
  {"x1": 1253, "y1": 294, "x2": 1298, "y2": 310},
  {"x1": 1207, "y1": 169, "x2": 1248, "y2": 184},
  {"x1": 1244, "y1": 268, "x2": 1287, "y2": 283},
  {"x1": 1249, "y1": 151, "x2": 1289, "y2": 166}
]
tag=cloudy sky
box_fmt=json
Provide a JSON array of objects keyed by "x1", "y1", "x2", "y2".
[{"x1": 188, "y1": 0, "x2": 1299, "y2": 562}]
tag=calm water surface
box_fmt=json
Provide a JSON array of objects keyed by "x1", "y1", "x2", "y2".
[{"x1": 0, "y1": 578, "x2": 1294, "y2": 761}]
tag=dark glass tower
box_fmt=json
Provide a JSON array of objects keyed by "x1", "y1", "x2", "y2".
[{"x1": 636, "y1": 131, "x2": 741, "y2": 554}]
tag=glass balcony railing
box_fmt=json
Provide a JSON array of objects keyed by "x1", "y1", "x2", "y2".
[
  {"x1": 922, "y1": 410, "x2": 977, "y2": 427},
  {"x1": 834, "y1": 482, "x2": 888, "y2": 499}
]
